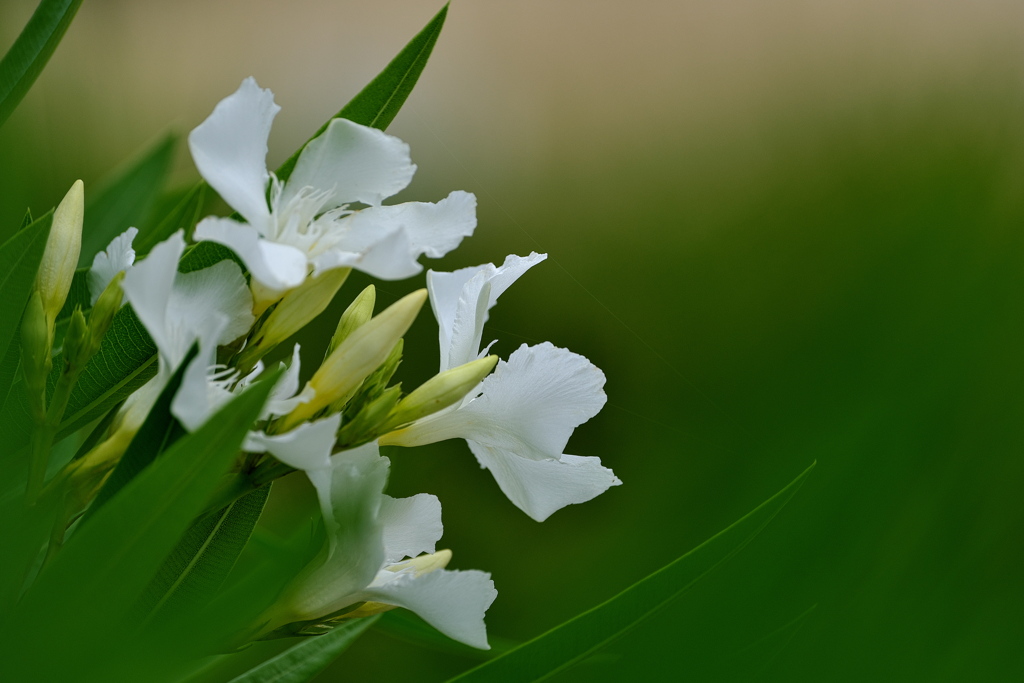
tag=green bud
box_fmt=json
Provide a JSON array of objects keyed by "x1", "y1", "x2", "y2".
[
  {"x1": 327, "y1": 285, "x2": 375, "y2": 357},
  {"x1": 382, "y1": 355, "x2": 498, "y2": 431},
  {"x1": 242, "y1": 268, "x2": 350, "y2": 368},
  {"x1": 283, "y1": 289, "x2": 427, "y2": 429},
  {"x1": 63, "y1": 307, "x2": 91, "y2": 371},
  {"x1": 37, "y1": 180, "x2": 84, "y2": 326},
  {"x1": 336, "y1": 384, "x2": 403, "y2": 446},
  {"x1": 88, "y1": 271, "x2": 124, "y2": 351},
  {"x1": 20, "y1": 290, "x2": 51, "y2": 420}
]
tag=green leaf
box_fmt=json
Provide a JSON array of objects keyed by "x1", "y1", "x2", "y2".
[
  {"x1": 0, "y1": 0, "x2": 84, "y2": 128},
  {"x1": 274, "y1": 4, "x2": 449, "y2": 182},
  {"x1": 0, "y1": 211, "x2": 53, "y2": 423},
  {"x1": 141, "y1": 484, "x2": 271, "y2": 618},
  {"x1": 0, "y1": 370, "x2": 280, "y2": 679},
  {"x1": 80, "y1": 132, "x2": 178, "y2": 265},
  {"x1": 226, "y1": 616, "x2": 380, "y2": 683},
  {"x1": 446, "y1": 462, "x2": 816, "y2": 683},
  {"x1": 135, "y1": 181, "x2": 207, "y2": 255}
]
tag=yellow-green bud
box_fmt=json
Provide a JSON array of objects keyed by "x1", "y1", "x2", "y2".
[
  {"x1": 283, "y1": 289, "x2": 427, "y2": 429},
  {"x1": 336, "y1": 384, "x2": 403, "y2": 446},
  {"x1": 327, "y1": 285, "x2": 375, "y2": 357},
  {"x1": 63, "y1": 307, "x2": 91, "y2": 370},
  {"x1": 382, "y1": 355, "x2": 497, "y2": 431},
  {"x1": 37, "y1": 180, "x2": 84, "y2": 326},
  {"x1": 259, "y1": 268, "x2": 350, "y2": 350},
  {"x1": 20, "y1": 290, "x2": 51, "y2": 420},
  {"x1": 88, "y1": 271, "x2": 124, "y2": 351}
]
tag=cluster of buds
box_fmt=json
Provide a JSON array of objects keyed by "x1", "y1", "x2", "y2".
[{"x1": 27, "y1": 78, "x2": 620, "y2": 648}]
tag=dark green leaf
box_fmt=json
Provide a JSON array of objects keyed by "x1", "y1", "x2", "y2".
[
  {"x1": 142, "y1": 484, "x2": 271, "y2": 618},
  {"x1": 80, "y1": 132, "x2": 178, "y2": 265},
  {"x1": 0, "y1": 370, "x2": 280, "y2": 679},
  {"x1": 226, "y1": 616, "x2": 380, "y2": 683},
  {"x1": 446, "y1": 462, "x2": 816, "y2": 683},
  {"x1": 0, "y1": 0, "x2": 84, "y2": 127},
  {"x1": 0, "y1": 211, "x2": 52, "y2": 423},
  {"x1": 274, "y1": 4, "x2": 449, "y2": 182},
  {"x1": 135, "y1": 182, "x2": 207, "y2": 254}
]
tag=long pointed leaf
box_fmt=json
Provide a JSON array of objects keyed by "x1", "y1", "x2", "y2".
[
  {"x1": 274, "y1": 3, "x2": 448, "y2": 182},
  {"x1": 447, "y1": 462, "x2": 816, "y2": 683},
  {"x1": 0, "y1": 0, "x2": 83, "y2": 127},
  {"x1": 226, "y1": 616, "x2": 380, "y2": 683},
  {"x1": 0, "y1": 370, "x2": 280, "y2": 679}
]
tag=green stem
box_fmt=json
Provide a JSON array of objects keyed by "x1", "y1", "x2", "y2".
[{"x1": 25, "y1": 368, "x2": 78, "y2": 504}]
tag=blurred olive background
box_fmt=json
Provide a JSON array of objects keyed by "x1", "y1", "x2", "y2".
[{"x1": 3, "y1": 0, "x2": 1024, "y2": 680}]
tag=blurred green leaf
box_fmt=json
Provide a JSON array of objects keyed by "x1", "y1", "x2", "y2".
[
  {"x1": 0, "y1": 210, "x2": 52, "y2": 424},
  {"x1": 0, "y1": 369, "x2": 280, "y2": 679},
  {"x1": 80, "y1": 132, "x2": 178, "y2": 266},
  {"x1": 135, "y1": 182, "x2": 207, "y2": 255},
  {"x1": 446, "y1": 462, "x2": 816, "y2": 683},
  {"x1": 274, "y1": 3, "x2": 448, "y2": 182},
  {"x1": 0, "y1": 0, "x2": 83, "y2": 128},
  {"x1": 226, "y1": 615, "x2": 380, "y2": 683}
]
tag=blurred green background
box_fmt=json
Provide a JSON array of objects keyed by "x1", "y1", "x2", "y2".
[{"x1": 2, "y1": 0, "x2": 1024, "y2": 680}]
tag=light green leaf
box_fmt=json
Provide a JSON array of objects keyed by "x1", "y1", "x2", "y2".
[
  {"x1": 274, "y1": 3, "x2": 449, "y2": 182},
  {"x1": 226, "y1": 616, "x2": 380, "y2": 683},
  {"x1": 446, "y1": 462, "x2": 816, "y2": 683},
  {"x1": 135, "y1": 182, "x2": 208, "y2": 255},
  {"x1": 0, "y1": 0, "x2": 84, "y2": 127},
  {"x1": 0, "y1": 211, "x2": 52, "y2": 422},
  {"x1": 0, "y1": 370, "x2": 280, "y2": 679},
  {"x1": 80, "y1": 132, "x2": 178, "y2": 265}
]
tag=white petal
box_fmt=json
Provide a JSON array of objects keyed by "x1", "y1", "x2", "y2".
[
  {"x1": 122, "y1": 231, "x2": 186, "y2": 363},
  {"x1": 361, "y1": 568, "x2": 496, "y2": 649},
  {"x1": 194, "y1": 216, "x2": 308, "y2": 291},
  {"x1": 469, "y1": 442, "x2": 621, "y2": 522},
  {"x1": 306, "y1": 442, "x2": 388, "y2": 553},
  {"x1": 89, "y1": 227, "x2": 137, "y2": 304},
  {"x1": 285, "y1": 118, "x2": 416, "y2": 209},
  {"x1": 172, "y1": 341, "x2": 234, "y2": 431},
  {"x1": 188, "y1": 77, "x2": 278, "y2": 231},
  {"x1": 380, "y1": 494, "x2": 442, "y2": 563},
  {"x1": 427, "y1": 253, "x2": 546, "y2": 370},
  {"x1": 389, "y1": 343, "x2": 606, "y2": 461},
  {"x1": 245, "y1": 414, "x2": 340, "y2": 472},
  {"x1": 168, "y1": 260, "x2": 255, "y2": 350}
]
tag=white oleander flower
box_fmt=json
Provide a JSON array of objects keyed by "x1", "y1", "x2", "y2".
[
  {"x1": 266, "y1": 442, "x2": 496, "y2": 649},
  {"x1": 88, "y1": 227, "x2": 137, "y2": 305},
  {"x1": 188, "y1": 77, "x2": 477, "y2": 310},
  {"x1": 381, "y1": 254, "x2": 621, "y2": 522}
]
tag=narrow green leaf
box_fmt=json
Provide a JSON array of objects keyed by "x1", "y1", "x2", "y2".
[
  {"x1": 135, "y1": 181, "x2": 207, "y2": 254},
  {"x1": 447, "y1": 462, "x2": 816, "y2": 683},
  {"x1": 0, "y1": 0, "x2": 84, "y2": 127},
  {"x1": 0, "y1": 211, "x2": 53, "y2": 423},
  {"x1": 0, "y1": 370, "x2": 280, "y2": 678},
  {"x1": 85, "y1": 345, "x2": 194, "y2": 517},
  {"x1": 227, "y1": 616, "x2": 380, "y2": 683},
  {"x1": 80, "y1": 132, "x2": 178, "y2": 265},
  {"x1": 274, "y1": 4, "x2": 449, "y2": 182},
  {"x1": 142, "y1": 484, "x2": 271, "y2": 618}
]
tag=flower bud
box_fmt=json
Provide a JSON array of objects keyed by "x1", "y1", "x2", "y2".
[
  {"x1": 89, "y1": 271, "x2": 123, "y2": 344},
  {"x1": 336, "y1": 384, "x2": 402, "y2": 446},
  {"x1": 327, "y1": 285, "x2": 375, "y2": 357},
  {"x1": 20, "y1": 290, "x2": 51, "y2": 420},
  {"x1": 259, "y1": 268, "x2": 350, "y2": 350},
  {"x1": 37, "y1": 180, "x2": 84, "y2": 326},
  {"x1": 382, "y1": 355, "x2": 497, "y2": 431},
  {"x1": 63, "y1": 307, "x2": 91, "y2": 371},
  {"x1": 283, "y1": 289, "x2": 427, "y2": 428}
]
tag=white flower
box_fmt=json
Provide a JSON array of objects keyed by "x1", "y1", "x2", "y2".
[
  {"x1": 120, "y1": 231, "x2": 255, "y2": 430},
  {"x1": 268, "y1": 442, "x2": 496, "y2": 649},
  {"x1": 188, "y1": 77, "x2": 477, "y2": 308},
  {"x1": 381, "y1": 254, "x2": 621, "y2": 522},
  {"x1": 88, "y1": 227, "x2": 137, "y2": 304}
]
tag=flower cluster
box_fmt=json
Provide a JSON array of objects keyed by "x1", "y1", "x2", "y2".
[{"x1": 44, "y1": 78, "x2": 620, "y2": 648}]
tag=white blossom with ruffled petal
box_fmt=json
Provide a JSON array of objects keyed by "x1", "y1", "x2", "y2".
[
  {"x1": 188, "y1": 77, "x2": 477, "y2": 309},
  {"x1": 381, "y1": 254, "x2": 621, "y2": 522}
]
